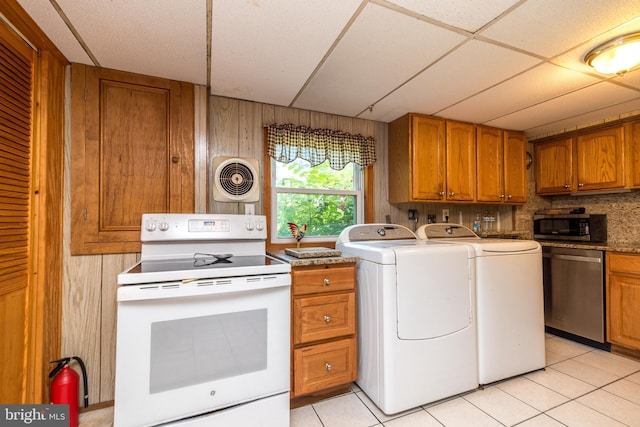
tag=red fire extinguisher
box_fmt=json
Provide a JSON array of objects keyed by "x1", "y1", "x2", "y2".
[{"x1": 49, "y1": 356, "x2": 88, "y2": 427}]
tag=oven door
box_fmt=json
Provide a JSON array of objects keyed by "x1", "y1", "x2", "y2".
[{"x1": 114, "y1": 274, "x2": 291, "y2": 427}]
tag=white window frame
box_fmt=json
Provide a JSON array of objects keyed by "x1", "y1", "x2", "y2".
[{"x1": 269, "y1": 158, "x2": 364, "y2": 245}]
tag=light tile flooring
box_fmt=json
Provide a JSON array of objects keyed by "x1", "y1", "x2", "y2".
[{"x1": 80, "y1": 335, "x2": 640, "y2": 426}]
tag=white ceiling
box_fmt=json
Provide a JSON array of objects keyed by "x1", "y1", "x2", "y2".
[{"x1": 14, "y1": 0, "x2": 640, "y2": 138}]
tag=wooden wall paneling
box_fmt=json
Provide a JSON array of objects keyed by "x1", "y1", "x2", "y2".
[
  {"x1": 100, "y1": 253, "x2": 137, "y2": 401},
  {"x1": 194, "y1": 85, "x2": 209, "y2": 213},
  {"x1": 373, "y1": 121, "x2": 388, "y2": 223},
  {"x1": 262, "y1": 103, "x2": 275, "y2": 125},
  {"x1": 209, "y1": 96, "x2": 240, "y2": 214},
  {"x1": 62, "y1": 254, "x2": 102, "y2": 405},
  {"x1": 310, "y1": 112, "x2": 338, "y2": 130},
  {"x1": 238, "y1": 100, "x2": 264, "y2": 214},
  {"x1": 274, "y1": 105, "x2": 303, "y2": 125}
]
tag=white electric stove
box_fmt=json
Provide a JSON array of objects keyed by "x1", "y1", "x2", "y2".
[{"x1": 114, "y1": 214, "x2": 291, "y2": 427}]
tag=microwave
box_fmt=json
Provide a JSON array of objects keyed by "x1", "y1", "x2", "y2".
[{"x1": 533, "y1": 214, "x2": 607, "y2": 242}]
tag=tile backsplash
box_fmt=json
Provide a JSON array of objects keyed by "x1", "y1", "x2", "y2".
[{"x1": 546, "y1": 191, "x2": 640, "y2": 244}]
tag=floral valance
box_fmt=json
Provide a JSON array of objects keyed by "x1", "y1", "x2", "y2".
[{"x1": 266, "y1": 123, "x2": 376, "y2": 170}]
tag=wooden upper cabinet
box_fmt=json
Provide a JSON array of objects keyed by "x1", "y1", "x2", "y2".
[
  {"x1": 476, "y1": 126, "x2": 503, "y2": 202},
  {"x1": 534, "y1": 138, "x2": 574, "y2": 195},
  {"x1": 575, "y1": 126, "x2": 624, "y2": 191},
  {"x1": 412, "y1": 115, "x2": 446, "y2": 200},
  {"x1": 388, "y1": 114, "x2": 446, "y2": 203},
  {"x1": 71, "y1": 64, "x2": 195, "y2": 254},
  {"x1": 446, "y1": 120, "x2": 475, "y2": 201},
  {"x1": 476, "y1": 126, "x2": 527, "y2": 204},
  {"x1": 628, "y1": 120, "x2": 640, "y2": 188},
  {"x1": 503, "y1": 131, "x2": 527, "y2": 203}
]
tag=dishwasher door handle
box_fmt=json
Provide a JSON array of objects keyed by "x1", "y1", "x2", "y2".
[{"x1": 543, "y1": 253, "x2": 602, "y2": 263}]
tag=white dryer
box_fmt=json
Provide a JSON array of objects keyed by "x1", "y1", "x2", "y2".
[
  {"x1": 416, "y1": 223, "x2": 545, "y2": 385},
  {"x1": 336, "y1": 224, "x2": 478, "y2": 415}
]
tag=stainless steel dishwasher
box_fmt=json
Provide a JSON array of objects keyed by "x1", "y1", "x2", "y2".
[{"x1": 542, "y1": 246, "x2": 606, "y2": 347}]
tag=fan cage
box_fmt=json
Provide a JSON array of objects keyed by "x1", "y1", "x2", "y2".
[{"x1": 218, "y1": 162, "x2": 255, "y2": 196}]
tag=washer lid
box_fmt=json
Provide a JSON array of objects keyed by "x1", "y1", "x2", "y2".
[{"x1": 416, "y1": 223, "x2": 479, "y2": 239}]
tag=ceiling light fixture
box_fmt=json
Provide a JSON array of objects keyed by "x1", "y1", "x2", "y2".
[{"x1": 584, "y1": 32, "x2": 640, "y2": 75}]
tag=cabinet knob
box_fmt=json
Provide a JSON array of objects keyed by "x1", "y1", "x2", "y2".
[
  {"x1": 578, "y1": 183, "x2": 584, "y2": 187},
  {"x1": 439, "y1": 191, "x2": 445, "y2": 196},
  {"x1": 449, "y1": 191, "x2": 455, "y2": 197},
  {"x1": 499, "y1": 194, "x2": 505, "y2": 198},
  {"x1": 564, "y1": 184, "x2": 570, "y2": 188},
  {"x1": 323, "y1": 278, "x2": 330, "y2": 286},
  {"x1": 324, "y1": 315, "x2": 331, "y2": 323},
  {"x1": 171, "y1": 156, "x2": 180, "y2": 164},
  {"x1": 325, "y1": 363, "x2": 332, "y2": 372},
  {"x1": 507, "y1": 195, "x2": 512, "y2": 199}
]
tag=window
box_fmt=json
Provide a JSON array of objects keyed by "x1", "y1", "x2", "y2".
[
  {"x1": 265, "y1": 123, "x2": 375, "y2": 246},
  {"x1": 271, "y1": 158, "x2": 363, "y2": 244}
]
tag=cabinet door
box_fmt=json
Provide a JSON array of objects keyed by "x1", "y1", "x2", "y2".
[
  {"x1": 534, "y1": 138, "x2": 574, "y2": 194},
  {"x1": 576, "y1": 126, "x2": 624, "y2": 191},
  {"x1": 476, "y1": 126, "x2": 503, "y2": 202},
  {"x1": 71, "y1": 64, "x2": 195, "y2": 254},
  {"x1": 629, "y1": 121, "x2": 640, "y2": 188},
  {"x1": 607, "y1": 253, "x2": 640, "y2": 350},
  {"x1": 412, "y1": 115, "x2": 446, "y2": 200},
  {"x1": 608, "y1": 272, "x2": 640, "y2": 349},
  {"x1": 503, "y1": 131, "x2": 527, "y2": 203},
  {"x1": 446, "y1": 120, "x2": 476, "y2": 201}
]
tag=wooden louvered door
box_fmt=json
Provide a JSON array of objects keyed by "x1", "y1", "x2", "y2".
[{"x1": 0, "y1": 22, "x2": 36, "y2": 402}]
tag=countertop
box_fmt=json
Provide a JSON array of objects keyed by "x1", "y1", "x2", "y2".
[
  {"x1": 536, "y1": 240, "x2": 640, "y2": 254},
  {"x1": 268, "y1": 250, "x2": 358, "y2": 267}
]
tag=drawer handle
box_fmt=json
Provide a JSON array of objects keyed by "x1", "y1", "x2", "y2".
[
  {"x1": 324, "y1": 315, "x2": 331, "y2": 323},
  {"x1": 323, "y1": 278, "x2": 330, "y2": 286},
  {"x1": 325, "y1": 363, "x2": 332, "y2": 372}
]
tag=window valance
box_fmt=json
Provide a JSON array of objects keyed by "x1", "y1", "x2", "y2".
[{"x1": 266, "y1": 123, "x2": 376, "y2": 170}]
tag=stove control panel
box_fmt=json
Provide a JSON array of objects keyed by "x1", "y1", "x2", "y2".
[{"x1": 140, "y1": 214, "x2": 267, "y2": 241}]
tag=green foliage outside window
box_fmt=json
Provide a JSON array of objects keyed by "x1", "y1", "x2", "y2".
[{"x1": 275, "y1": 159, "x2": 358, "y2": 238}]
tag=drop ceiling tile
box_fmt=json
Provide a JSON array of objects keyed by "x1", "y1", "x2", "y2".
[
  {"x1": 440, "y1": 63, "x2": 601, "y2": 124},
  {"x1": 526, "y1": 97, "x2": 640, "y2": 138},
  {"x1": 358, "y1": 39, "x2": 541, "y2": 122},
  {"x1": 485, "y1": 82, "x2": 640, "y2": 131},
  {"x1": 480, "y1": 0, "x2": 640, "y2": 58},
  {"x1": 385, "y1": 0, "x2": 520, "y2": 32},
  {"x1": 16, "y1": 0, "x2": 92, "y2": 64},
  {"x1": 211, "y1": 0, "x2": 362, "y2": 106},
  {"x1": 294, "y1": 2, "x2": 467, "y2": 117},
  {"x1": 56, "y1": 0, "x2": 207, "y2": 84},
  {"x1": 614, "y1": 68, "x2": 640, "y2": 90}
]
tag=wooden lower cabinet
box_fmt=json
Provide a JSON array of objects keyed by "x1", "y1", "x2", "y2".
[
  {"x1": 606, "y1": 252, "x2": 640, "y2": 351},
  {"x1": 290, "y1": 263, "x2": 358, "y2": 404}
]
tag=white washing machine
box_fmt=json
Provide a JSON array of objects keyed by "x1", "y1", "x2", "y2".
[
  {"x1": 336, "y1": 224, "x2": 478, "y2": 415},
  {"x1": 416, "y1": 223, "x2": 545, "y2": 385}
]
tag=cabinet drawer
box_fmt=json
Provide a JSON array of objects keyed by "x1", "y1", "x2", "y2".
[
  {"x1": 293, "y1": 293, "x2": 356, "y2": 345},
  {"x1": 293, "y1": 337, "x2": 357, "y2": 396},
  {"x1": 608, "y1": 253, "x2": 640, "y2": 275},
  {"x1": 292, "y1": 265, "x2": 355, "y2": 296}
]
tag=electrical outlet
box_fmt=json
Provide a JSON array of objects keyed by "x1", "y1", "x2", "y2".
[
  {"x1": 244, "y1": 203, "x2": 255, "y2": 215},
  {"x1": 442, "y1": 209, "x2": 449, "y2": 222}
]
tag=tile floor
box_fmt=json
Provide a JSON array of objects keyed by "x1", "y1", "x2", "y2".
[{"x1": 80, "y1": 334, "x2": 640, "y2": 426}]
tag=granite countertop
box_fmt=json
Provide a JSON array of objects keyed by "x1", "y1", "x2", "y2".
[
  {"x1": 536, "y1": 240, "x2": 640, "y2": 254},
  {"x1": 268, "y1": 250, "x2": 358, "y2": 267}
]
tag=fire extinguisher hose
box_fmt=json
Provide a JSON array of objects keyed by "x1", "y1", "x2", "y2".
[{"x1": 71, "y1": 357, "x2": 89, "y2": 408}]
